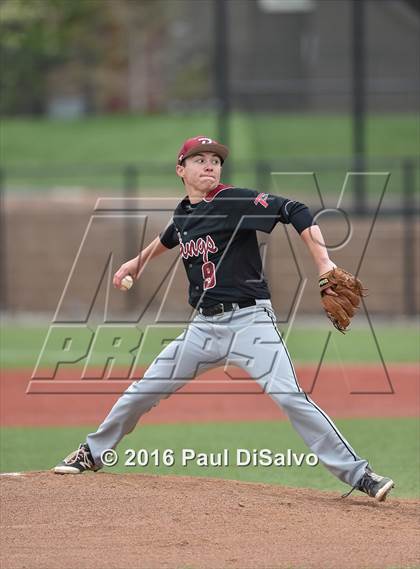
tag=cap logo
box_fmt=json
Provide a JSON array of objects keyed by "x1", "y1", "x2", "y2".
[{"x1": 198, "y1": 137, "x2": 213, "y2": 144}]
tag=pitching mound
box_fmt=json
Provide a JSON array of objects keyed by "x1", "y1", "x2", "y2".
[{"x1": 1, "y1": 472, "x2": 419, "y2": 569}]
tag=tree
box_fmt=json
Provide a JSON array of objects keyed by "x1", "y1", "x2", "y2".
[{"x1": 0, "y1": 0, "x2": 105, "y2": 115}]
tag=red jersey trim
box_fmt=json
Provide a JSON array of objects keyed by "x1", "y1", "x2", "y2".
[{"x1": 203, "y1": 184, "x2": 234, "y2": 203}]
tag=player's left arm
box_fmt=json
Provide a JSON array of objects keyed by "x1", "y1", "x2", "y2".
[
  {"x1": 298, "y1": 219, "x2": 365, "y2": 333},
  {"x1": 247, "y1": 192, "x2": 363, "y2": 330},
  {"x1": 278, "y1": 200, "x2": 337, "y2": 296},
  {"x1": 236, "y1": 191, "x2": 336, "y2": 283},
  {"x1": 275, "y1": 199, "x2": 335, "y2": 286},
  {"x1": 300, "y1": 226, "x2": 336, "y2": 281}
]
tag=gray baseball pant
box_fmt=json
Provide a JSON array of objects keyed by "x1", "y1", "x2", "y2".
[{"x1": 87, "y1": 300, "x2": 368, "y2": 486}]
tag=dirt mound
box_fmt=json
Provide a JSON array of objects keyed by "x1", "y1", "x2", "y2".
[{"x1": 1, "y1": 472, "x2": 419, "y2": 569}]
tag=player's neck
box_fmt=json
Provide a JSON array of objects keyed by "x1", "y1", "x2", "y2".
[{"x1": 185, "y1": 185, "x2": 215, "y2": 204}]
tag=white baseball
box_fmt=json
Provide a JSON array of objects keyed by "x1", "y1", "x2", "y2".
[{"x1": 120, "y1": 275, "x2": 134, "y2": 291}]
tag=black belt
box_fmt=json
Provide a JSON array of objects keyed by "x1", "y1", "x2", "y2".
[{"x1": 199, "y1": 299, "x2": 256, "y2": 317}]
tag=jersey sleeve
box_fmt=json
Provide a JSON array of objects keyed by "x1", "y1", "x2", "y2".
[
  {"x1": 159, "y1": 220, "x2": 179, "y2": 249},
  {"x1": 230, "y1": 188, "x2": 314, "y2": 234}
]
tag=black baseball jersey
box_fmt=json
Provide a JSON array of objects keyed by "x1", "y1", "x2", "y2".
[{"x1": 160, "y1": 185, "x2": 314, "y2": 309}]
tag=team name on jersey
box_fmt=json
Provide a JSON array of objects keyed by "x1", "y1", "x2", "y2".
[{"x1": 178, "y1": 233, "x2": 218, "y2": 263}]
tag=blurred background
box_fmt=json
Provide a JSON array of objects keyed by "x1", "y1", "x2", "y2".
[{"x1": 0, "y1": 0, "x2": 419, "y2": 324}]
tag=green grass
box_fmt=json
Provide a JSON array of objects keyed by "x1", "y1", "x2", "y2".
[
  {"x1": 1, "y1": 419, "x2": 418, "y2": 498},
  {"x1": 1, "y1": 324, "x2": 418, "y2": 370},
  {"x1": 1, "y1": 112, "x2": 418, "y2": 192},
  {"x1": 3, "y1": 112, "x2": 417, "y2": 165}
]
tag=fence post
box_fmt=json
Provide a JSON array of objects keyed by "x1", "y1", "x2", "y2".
[
  {"x1": 0, "y1": 169, "x2": 7, "y2": 313},
  {"x1": 352, "y1": 0, "x2": 367, "y2": 214},
  {"x1": 402, "y1": 159, "x2": 417, "y2": 316},
  {"x1": 123, "y1": 165, "x2": 139, "y2": 312},
  {"x1": 256, "y1": 161, "x2": 271, "y2": 192},
  {"x1": 214, "y1": 0, "x2": 230, "y2": 183}
]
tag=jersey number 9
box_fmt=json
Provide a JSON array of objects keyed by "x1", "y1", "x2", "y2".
[{"x1": 202, "y1": 261, "x2": 216, "y2": 290}]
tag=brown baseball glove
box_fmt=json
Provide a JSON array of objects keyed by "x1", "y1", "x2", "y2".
[{"x1": 319, "y1": 268, "x2": 366, "y2": 333}]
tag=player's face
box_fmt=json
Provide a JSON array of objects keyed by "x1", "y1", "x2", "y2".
[{"x1": 176, "y1": 152, "x2": 222, "y2": 193}]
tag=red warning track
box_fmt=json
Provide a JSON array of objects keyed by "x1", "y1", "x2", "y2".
[{"x1": 1, "y1": 364, "x2": 418, "y2": 427}]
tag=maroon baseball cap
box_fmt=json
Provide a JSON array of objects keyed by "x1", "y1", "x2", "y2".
[{"x1": 177, "y1": 136, "x2": 229, "y2": 164}]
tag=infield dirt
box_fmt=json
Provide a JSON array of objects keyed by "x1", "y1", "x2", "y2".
[
  {"x1": 1, "y1": 471, "x2": 419, "y2": 569},
  {"x1": 2, "y1": 364, "x2": 418, "y2": 426}
]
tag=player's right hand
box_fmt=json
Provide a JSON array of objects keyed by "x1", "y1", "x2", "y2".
[{"x1": 113, "y1": 256, "x2": 140, "y2": 289}]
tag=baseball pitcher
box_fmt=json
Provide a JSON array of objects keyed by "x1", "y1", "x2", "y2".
[{"x1": 54, "y1": 136, "x2": 394, "y2": 501}]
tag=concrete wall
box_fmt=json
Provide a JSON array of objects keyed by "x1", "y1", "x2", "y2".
[{"x1": 3, "y1": 195, "x2": 419, "y2": 321}]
